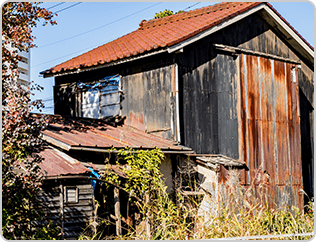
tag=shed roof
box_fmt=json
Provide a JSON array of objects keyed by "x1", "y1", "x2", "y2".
[
  {"x1": 38, "y1": 146, "x2": 90, "y2": 177},
  {"x1": 42, "y1": 2, "x2": 313, "y2": 77},
  {"x1": 41, "y1": 115, "x2": 192, "y2": 154}
]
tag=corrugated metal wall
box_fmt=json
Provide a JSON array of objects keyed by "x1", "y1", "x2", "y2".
[
  {"x1": 180, "y1": 53, "x2": 239, "y2": 158},
  {"x1": 239, "y1": 54, "x2": 303, "y2": 209},
  {"x1": 121, "y1": 64, "x2": 179, "y2": 141}
]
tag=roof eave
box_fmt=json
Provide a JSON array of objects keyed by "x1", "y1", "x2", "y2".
[
  {"x1": 42, "y1": 48, "x2": 168, "y2": 78},
  {"x1": 167, "y1": 3, "x2": 314, "y2": 66}
]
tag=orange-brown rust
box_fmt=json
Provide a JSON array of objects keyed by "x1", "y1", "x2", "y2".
[
  {"x1": 239, "y1": 54, "x2": 303, "y2": 210},
  {"x1": 128, "y1": 112, "x2": 145, "y2": 132}
]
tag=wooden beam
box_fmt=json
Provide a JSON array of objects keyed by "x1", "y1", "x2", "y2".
[
  {"x1": 145, "y1": 193, "x2": 151, "y2": 239},
  {"x1": 214, "y1": 44, "x2": 301, "y2": 64},
  {"x1": 59, "y1": 182, "x2": 64, "y2": 240},
  {"x1": 114, "y1": 187, "x2": 122, "y2": 236}
]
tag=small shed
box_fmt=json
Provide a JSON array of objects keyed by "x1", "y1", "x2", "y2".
[
  {"x1": 35, "y1": 146, "x2": 95, "y2": 240},
  {"x1": 41, "y1": 2, "x2": 314, "y2": 211},
  {"x1": 37, "y1": 114, "x2": 195, "y2": 236}
]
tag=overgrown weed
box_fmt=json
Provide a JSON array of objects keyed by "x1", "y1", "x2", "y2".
[{"x1": 79, "y1": 150, "x2": 314, "y2": 240}]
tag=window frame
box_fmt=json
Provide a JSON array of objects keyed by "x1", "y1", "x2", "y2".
[{"x1": 64, "y1": 186, "x2": 79, "y2": 203}]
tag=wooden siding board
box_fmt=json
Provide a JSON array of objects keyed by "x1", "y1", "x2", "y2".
[{"x1": 36, "y1": 179, "x2": 94, "y2": 239}]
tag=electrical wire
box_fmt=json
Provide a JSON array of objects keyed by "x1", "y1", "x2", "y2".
[
  {"x1": 32, "y1": 42, "x2": 104, "y2": 68},
  {"x1": 55, "y1": 2, "x2": 83, "y2": 14},
  {"x1": 37, "y1": 2, "x2": 162, "y2": 49},
  {"x1": 184, "y1": 2, "x2": 201, "y2": 11},
  {"x1": 47, "y1": 2, "x2": 66, "y2": 10},
  {"x1": 32, "y1": 2, "x2": 201, "y2": 69}
]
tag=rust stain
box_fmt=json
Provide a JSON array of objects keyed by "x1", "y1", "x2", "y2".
[
  {"x1": 239, "y1": 54, "x2": 248, "y2": 185},
  {"x1": 38, "y1": 147, "x2": 90, "y2": 177},
  {"x1": 239, "y1": 54, "x2": 302, "y2": 210},
  {"x1": 128, "y1": 111, "x2": 145, "y2": 132},
  {"x1": 42, "y1": 114, "x2": 187, "y2": 151}
]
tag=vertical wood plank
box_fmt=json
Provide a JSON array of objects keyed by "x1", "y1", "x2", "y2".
[
  {"x1": 114, "y1": 187, "x2": 121, "y2": 236},
  {"x1": 59, "y1": 182, "x2": 64, "y2": 240},
  {"x1": 145, "y1": 193, "x2": 151, "y2": 239}
]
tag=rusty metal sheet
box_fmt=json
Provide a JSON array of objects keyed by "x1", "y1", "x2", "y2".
[
  {"x1": 122, "y1": 65, "x2": 177, "y2": 141},
  {"x1": 41, "y1": 115, "x2": 191, "y2": 152},
  {"x1": 38, "y1": 147, "x2": 90, "y2": 177},
  {"x1": 239, "y1": 53, "x2": 303, "y2": 209}
]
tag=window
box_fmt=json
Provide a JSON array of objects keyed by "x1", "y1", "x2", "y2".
[
  {"x1": 64, "y1": 187, "x2": 78, "y2": 203},
  {"x1": 79, "y1": 75, "x2": 121, "y2": 119}
]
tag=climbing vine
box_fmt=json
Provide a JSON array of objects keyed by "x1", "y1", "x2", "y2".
[{"x1": 102, "y1": 148, "x2": 181, "y2": 239}]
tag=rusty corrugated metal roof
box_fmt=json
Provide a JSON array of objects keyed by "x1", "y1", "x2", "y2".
[
  {"x1": 41, "y1": 115, "x2": 192, "y2": 153},
  {"x1": 38, "y1": 146, "x2": 90, "y2": 177}
]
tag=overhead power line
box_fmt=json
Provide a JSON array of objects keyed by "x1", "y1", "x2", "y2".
[
  {"x1": 32, "y1": 2, "x2": 199, "y2": 69},
  {"x1": 37, "y1": 2, "x2": 162, "y2": 49},
  {"x1": 184, "y1": 2, "x2": 201, "y2": 11},
  {"x1": 32, "y1": 41, "x2": 105, "y2": 68},
  {"x1": 47, "y1": 2, "x2": 66, "y2": 10},
  {"x1": 55, "y1": 2, "x2": 83, "y2": 14}
]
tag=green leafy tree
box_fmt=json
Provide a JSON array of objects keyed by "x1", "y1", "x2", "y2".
[
  {"x1": 2, "y1": 2, "x2": 58, "y2": 239},
  {"x1": 154, "y1": 9, "x2": 184, "y2": 19}
]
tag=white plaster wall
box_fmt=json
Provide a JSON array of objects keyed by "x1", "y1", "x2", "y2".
[
  {"x1": 159, "y1": 154, "x2": 173, "y2": 193},
  {"x1": 196, "y1": 164, "x2": 219, "y2": 221}
]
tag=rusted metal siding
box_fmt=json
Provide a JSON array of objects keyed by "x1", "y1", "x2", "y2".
[
  {"x1": 239, "y1": 53, "x2": 303, "y2": 209},
  {"x1": 121, "y1": 64, "x2": 178, "y2": 141},
  {"x1": 179, "y1": 52, "x2": 239, "y2": 158},
  {"x1": 51, "y1": 11, "x2": 313, "y2": 208}
]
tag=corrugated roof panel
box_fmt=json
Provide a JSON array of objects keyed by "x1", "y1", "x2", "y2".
[
  {"x1": 41, "y1": 115, "x2": 192, "y2": 152},
  {"x1": 38, "y1": 147, "x2": 90, "y2": 177}
]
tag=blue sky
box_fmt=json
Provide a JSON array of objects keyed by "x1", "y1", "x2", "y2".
[{"x1": 29, "y1": 2, "x2": 315, "y2": 114}]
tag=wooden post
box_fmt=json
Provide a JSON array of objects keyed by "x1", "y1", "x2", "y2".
[
  {"x1": 114, "y1": 187, "x2": 122, "y2": 236},
  {"x1": 59, "y1": 182, "x2": 64, "y2": 240},
  {"x1": 145, "y1": 193, "x2": 151, "y2": 239}
]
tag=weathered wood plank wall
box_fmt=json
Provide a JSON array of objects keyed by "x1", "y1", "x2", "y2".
[{"x1": 35, "y1": 178, "x2": 95, "y2": 239}]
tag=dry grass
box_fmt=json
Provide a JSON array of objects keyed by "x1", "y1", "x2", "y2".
[{"x1": 80, "y1": 168, "x2": 314, "y2": 240}]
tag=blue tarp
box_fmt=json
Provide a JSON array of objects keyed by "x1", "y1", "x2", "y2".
[
  {"x1": 77, "y1": 75, "x2": 120, "y2": 90},
  {"x1": 88, "y1": 167, "x2": 101, "y2": 190}
]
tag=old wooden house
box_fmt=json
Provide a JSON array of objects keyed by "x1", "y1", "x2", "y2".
[
  {"x1": 37, "y1": 114, "x2": 195, "y2": 238},
  {"x1": 34, "y1": 144, "x2": 95, "y2": 239},
  {"x1": 40, "y1": 1, "x2": 314, "y2": 232}
]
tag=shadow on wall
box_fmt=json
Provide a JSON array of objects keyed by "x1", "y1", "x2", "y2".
[{"x1": 299, "y1": 88, "x2": 314, "y2": 203}]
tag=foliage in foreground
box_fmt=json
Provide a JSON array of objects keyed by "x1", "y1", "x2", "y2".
[
  {"x1": 80, "y1": 149, "x2": 314, "y2": 240},
  {"x1": 2, "y1": 2, "x2": 60, "y2": 239}
]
